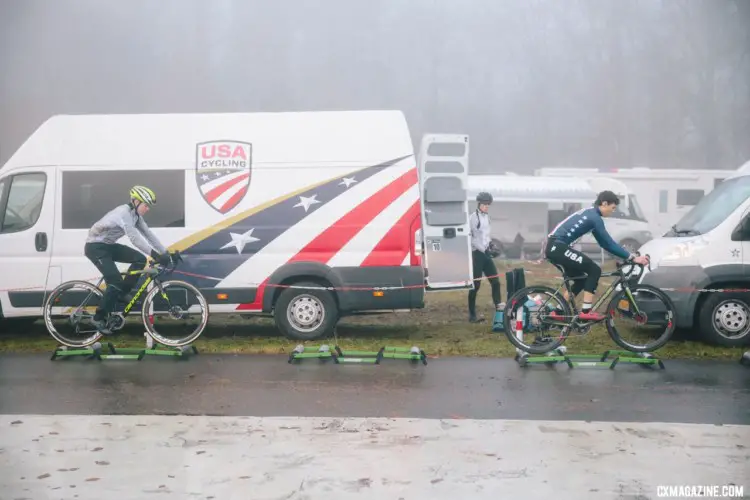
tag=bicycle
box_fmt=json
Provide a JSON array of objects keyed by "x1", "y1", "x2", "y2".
[
  {"x1": 43, "y1": 251, "x2": 209, "y2": 349},
  {"x1": 502, "y1": 253, "x2": 677, "y2": 355}
]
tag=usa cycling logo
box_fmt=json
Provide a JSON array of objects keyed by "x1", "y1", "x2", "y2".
[{"x1": 195, "y1": 140, "x2": 253, "y2": 214}]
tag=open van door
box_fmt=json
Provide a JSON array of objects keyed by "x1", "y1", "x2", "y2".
[{"x1": 418, "y1": 134, "x2": 474, "y2": 291}]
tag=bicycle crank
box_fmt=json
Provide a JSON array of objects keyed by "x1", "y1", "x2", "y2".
[{"x1": 108, "y1": 313, "x2": 126, "y2": 331}]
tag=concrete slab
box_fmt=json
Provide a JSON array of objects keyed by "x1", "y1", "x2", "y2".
[{"x1": 1, "y1": 415, "x2": 748, "y2": 500}]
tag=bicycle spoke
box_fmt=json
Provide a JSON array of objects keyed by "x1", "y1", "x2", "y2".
[
  {"x1": 44, "y1": 281, "x2": 105, "y2": 348},
  {"x1": 606, "y1": 284, "x2": 676, "y2": 352},
  {"x1": 504, "y1": 286, "x2": 573, "y2": 354},
  {"x1": 142, "y1": 280, "x2": 209, "y2": 347}
]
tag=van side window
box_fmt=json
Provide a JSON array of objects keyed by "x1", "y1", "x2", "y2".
[
  {"x1": 0, "y1": 173, "x2": 47, "y2": 234},
  {"x1": 61, "y1": 170, "x2": 185, "y2": 229}
]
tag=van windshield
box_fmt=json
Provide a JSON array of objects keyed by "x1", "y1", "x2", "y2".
[{"x1": 665, "y1": 175, "x2": 750, "y2": 236}]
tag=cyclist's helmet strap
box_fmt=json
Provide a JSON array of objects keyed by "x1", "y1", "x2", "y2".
[{"x1": 130, "y1": 185, "x2": 156, "y2": 206}]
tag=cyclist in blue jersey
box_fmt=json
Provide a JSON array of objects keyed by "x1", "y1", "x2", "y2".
[{"x1": 545, "y1": 190, "x2": 649, "y2": 322}]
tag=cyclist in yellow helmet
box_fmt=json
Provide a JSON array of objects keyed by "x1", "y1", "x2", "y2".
[{"x1": 83, "y1": 185, "x2": 173, "y2": 334}]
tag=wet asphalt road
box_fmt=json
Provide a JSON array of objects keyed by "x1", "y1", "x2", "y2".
[{"x1": 0, "y1": 353, "x2": 748, "y2": 425}]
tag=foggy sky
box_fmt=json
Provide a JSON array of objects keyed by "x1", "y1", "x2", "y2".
[{"x1": 1, "y1": 0, "x2": 748, "y2": 172}]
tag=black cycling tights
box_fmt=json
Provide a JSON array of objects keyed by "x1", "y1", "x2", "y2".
[
  {"x1": 84, "y1": 242, "x2": 146, "y2": 320},
  {"x1": 468, "y1": 250, "x2": 502, "y2": 314},
  {"x1": 545, "y1": 239, "x2": 601, "y2": 296}
]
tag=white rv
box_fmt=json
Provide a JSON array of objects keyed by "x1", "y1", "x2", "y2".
[
  {"x1": 0, "y1": 111, "x2": 476, "y2": 340},
  {"x1": 467, "y1": 174, "x2": 652, "y2": 258},
  {"x1": 636, "y1": 166, "x2": 750, "y2": 347},
  {"x1": 535, "y1": 166, "x2": 736, "y2": 238}
]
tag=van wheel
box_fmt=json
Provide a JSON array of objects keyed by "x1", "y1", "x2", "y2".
[
  {"x1": 698, "y1": 292, "x2": 750, "y2": 347},
  {"x1": 273, "y1": 282, "x2": 338, "y2": 341}
]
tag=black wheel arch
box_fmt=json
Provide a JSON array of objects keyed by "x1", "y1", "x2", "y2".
[{"x1": 263, "y1": 262, "x2": 344, "y2": 313}]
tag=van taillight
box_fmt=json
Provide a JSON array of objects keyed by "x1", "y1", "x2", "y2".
[{"x1": 411, "y1": 227, "x2": 423, "y2": 266}]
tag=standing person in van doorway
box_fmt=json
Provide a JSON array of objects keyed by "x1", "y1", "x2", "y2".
[
  {"x1": 468, "y1": 192, "x2": 502, "y2": 323},
  {"x1": 545, "y1": 190, "x2": 649, "y2": 322},
  {"x1": 84, "y1": 186, "x2": 176, "y2": 334}
]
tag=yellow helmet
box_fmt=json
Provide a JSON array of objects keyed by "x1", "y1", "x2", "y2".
[{"x1": 130, "y1": 185, "x2": 156, "y2": 206}]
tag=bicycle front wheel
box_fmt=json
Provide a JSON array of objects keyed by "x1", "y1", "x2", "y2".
[
  {"x1": 503, "y1": 285, "x2": 574, "y2": 354},
  {"x1": 605, "y1": 284, "x2": 677, "y2": 352},
  {"x1": 43, "y1": 280, "x2": 104, "y2": 348},
  {"x1": 141, "y1": 279, "x2": 209, "y2": 347}
]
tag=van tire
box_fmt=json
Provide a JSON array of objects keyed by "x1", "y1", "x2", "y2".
[
  {"x1": 273, "y1": 281, "x2": 338, "y2": 341},
  {"x1": 698, "y1": 292, "x2": 750, "y2": 347}
]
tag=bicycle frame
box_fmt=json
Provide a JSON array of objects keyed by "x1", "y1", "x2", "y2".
[
  {"x1": 538, "y1": 261, "x2": 647, "y2": 328},
  {"x1": 79, "y1": 254, "x2": 182, "y2": 320}
]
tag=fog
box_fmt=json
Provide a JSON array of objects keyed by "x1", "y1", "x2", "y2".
[{"x1": 1, "y1": 0, "x2": 748, "y2": 172}]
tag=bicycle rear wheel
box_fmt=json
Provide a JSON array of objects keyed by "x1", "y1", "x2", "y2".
[
  {"x1": 43, "y1": 280, "x2": 104, "y2": 348},
  {"x1": 503, "y1": 285, "x2": 574, "y2": 354},
  {"x1": 141, "y1": 279, "x2": 209, "y2": 347},
  {"x1": 605, "y1": 284, "x2": 677, "y2": 352}
]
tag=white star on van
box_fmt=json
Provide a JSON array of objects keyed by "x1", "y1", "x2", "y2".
[
  {"x1": 339, "y1": 177, "x2": 357, "y2": 188},
  {"x1": 220, "y1": 228, "x2": 260, "y2": 254},
  {"x1": 294, "y1": 195, "x2": 321, "y2": 212}
]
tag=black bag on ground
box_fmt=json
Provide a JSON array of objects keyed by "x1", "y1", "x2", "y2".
[{"x1": 505, "y1": 268, "x2": 526, "y2": 302}]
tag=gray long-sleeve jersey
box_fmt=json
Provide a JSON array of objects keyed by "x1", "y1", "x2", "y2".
[
  {"x1": 86, "y1": 204, "x2": 167, "y2": 256},
  {"x1": 469, "y1": 209, "x2": 492, "y2": 253}
]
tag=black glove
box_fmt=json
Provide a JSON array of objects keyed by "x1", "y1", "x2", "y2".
[
  {"x1": 485, "y1": 241, "x2": 501, "y2": 258},
  {"x1": 150, "y1": 249, "x2": 172, "y2": 266}
]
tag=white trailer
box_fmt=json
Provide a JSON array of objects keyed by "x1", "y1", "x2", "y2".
[
  {"x1": 535, "y1": 166, "x2": 737, "y2": 238},
  {"x1": 466, "y1": 174, "x2": 652, "y2": 259}
]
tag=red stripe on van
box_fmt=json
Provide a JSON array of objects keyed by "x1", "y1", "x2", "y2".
[
  {"x1": 360, "y1": 199, "x2": 420, "y2": 267},
  {"x1": 205, "y1": 172, "x2": 250, "y2": 203},
  {"x1": 236, "y1": 167, "x2": 417, "y2": 312},
  {"x1": 286, "y1": 168, "x2": 418, "y2": 265},
  {"x1": 220, "y1": 185, "x2": 249, "y2": 213}
]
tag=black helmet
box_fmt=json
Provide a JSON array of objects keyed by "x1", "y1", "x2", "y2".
[{"x1": 476, "y1": 191, "x2": 493, "y2": 204}]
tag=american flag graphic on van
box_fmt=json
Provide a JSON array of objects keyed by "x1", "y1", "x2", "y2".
[
  {"x1": 195, "y1": 140, "x2": 253, "y2": 214},
  {"x1": 174, "y1": 155, "x2": 414, "y2": 291}
]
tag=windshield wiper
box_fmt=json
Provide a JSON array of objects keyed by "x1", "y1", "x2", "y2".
[{"x1": 670, "y1": 224, "x2": 701, "y2": 236}]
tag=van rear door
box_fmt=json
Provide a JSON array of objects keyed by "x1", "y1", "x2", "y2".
[
  {"x1": 0, "y1": 167, "x2": 56, "y2": 317},
  {"x1": 418, "y1": 134, "x2": 473, "y2": 291}
]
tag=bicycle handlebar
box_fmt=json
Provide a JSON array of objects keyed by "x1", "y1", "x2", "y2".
[
  {"x1": 147, "y1": 250, "x2": 183, "y2": 275},
  {"x1": 615, "y1": 252, "x2": 651, "y2": 274}
]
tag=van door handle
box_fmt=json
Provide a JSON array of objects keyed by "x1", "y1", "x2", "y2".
[{"x1": 35, "y1": 232, "x2": 47, "y2": 252}]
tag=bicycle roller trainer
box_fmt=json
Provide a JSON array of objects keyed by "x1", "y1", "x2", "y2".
[
  {"x1": 514, "y1": 345, "x2": 665, "y2": 370},
  {"x1": 288, "y1": 344, "x2": 427, "y2": 365},
  {"x1": 51, "y1": 332, "x2": 198, "y2": 361}
]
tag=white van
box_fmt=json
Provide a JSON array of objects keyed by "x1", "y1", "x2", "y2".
[
  {"x1": 0, "y1": 111, "x2": 475, "y2": 339},
  {"x1": 636, "y1": 169, "x2": 750, "y2": 347}
]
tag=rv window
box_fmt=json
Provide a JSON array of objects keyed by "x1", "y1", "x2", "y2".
[
  {"x1": 61, "y1": 170, "x2": 185, "y2": 229},
  {"x1": 0, "y1": 173, "x2": 47, "y2": 234},
  {"x1": 676, "y1": 189, "x2": 704, "y2": 206}
]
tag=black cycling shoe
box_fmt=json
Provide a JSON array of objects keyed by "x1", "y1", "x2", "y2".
[{"x1": 90, "y1": 317, "x2": 112, "y2": 335}]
